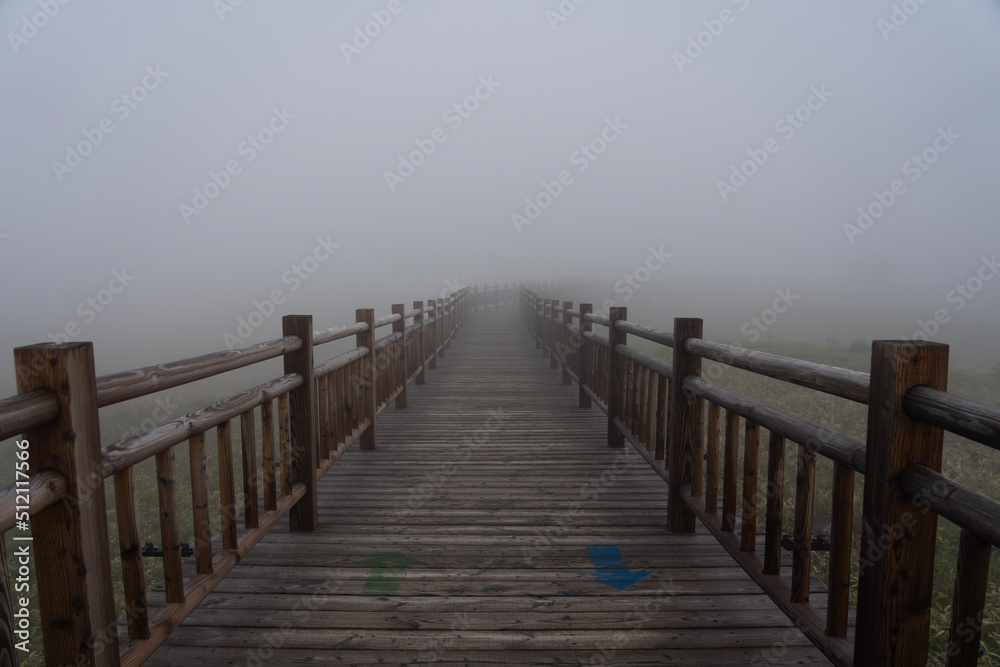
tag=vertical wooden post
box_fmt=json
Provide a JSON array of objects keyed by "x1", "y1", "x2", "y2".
[
  {"x1": 541, "y1": 300, "x2": 550, "y2": 358},
  {"x1": 607, "y1": 307, "x2": 627, "y2": 448},
  {"x1": 854, "y1": 341, "x2": 948, "y2": 666},
  {"x1": 414, "y1": 301, "x2": 426, "y2": 385},
  {"x1": 534, "y1": 294, "x2": 542, "y2": 349},
  {"x1": 436, "y1": 299, "x2": 445, "y2": 357},
  {"x1": 561, "y1": 301, "x2": 573, "y2": 384},
  {"x1": 14, "y1": 342, "x2": 120, "y2": 667},
  {"x1": 427, "y1": 298, "x2": 438, "y2": 370},
  {"x1": 392, "y1": 304, "x2": 407, "y2": 408},
  {"x1": 668, "y1": 318, "x2": 703, "y2": 533},
  {"x1": 446, "y1": 296, "x2": 454, "y2": 345},
  {"x1": 282, "y1": 315, "x2": 318, "y2": 530},
  {"x1": 578, "y1": 304, "x2": 593, "y2": 408},
  {"x1": 355, "y1": 309, "x2": 377, "y2": 450}
]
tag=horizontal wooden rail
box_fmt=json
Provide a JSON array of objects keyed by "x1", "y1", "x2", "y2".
[
  {"x1": 614, "y1": 343, "x2": 673, "y2": 379},
  {"x1": 898, "y1": 464, "x2": 1000, "y2": 547},
  {"x1": 614, "y1": 319, "x2": 675, "y2": 348},
  {"x1": 94, "y1": 336, "x2": 303, "y2": 408},
  {"x1": 0, "y1": 389, "x2": 60, "y2": 441},
  {"x1": 101, "y1": 373, "x2": 303, "y2": 476},
  {"x1": 684, "y1": 375, "x2": 867, "y2": 473},
  {"x1": 684, "y1": 338, "x2": 870, "y2": 404},
  {"x1": 904, "y1": 384, "x2": 1000, "y2": 451},
  {"x1": 314, "y1": 346, "x2": 368, "y2": 379},
  {"x1": 0, "y1": 469, "x2": 67, "y2": 533},
  {"x1": 313, "y1": 321, "x2": 367, "y2": 346}
]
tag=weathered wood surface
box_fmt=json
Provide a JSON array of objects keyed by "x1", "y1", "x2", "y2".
[{"x1": 145, "y1": 306, "x2": 831, "y2": 665}]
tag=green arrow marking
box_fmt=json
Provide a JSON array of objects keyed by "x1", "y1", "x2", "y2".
[{"x1": 362, "y1": 551, "x2": 418, "y2": 597}]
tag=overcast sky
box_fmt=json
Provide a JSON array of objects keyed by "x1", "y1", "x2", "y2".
[{"x1": 1, "y1": 0, "x2": 999, "y2": 390}]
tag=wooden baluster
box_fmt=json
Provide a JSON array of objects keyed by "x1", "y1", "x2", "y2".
[
  {"x1": 946, "y1": 528, "x2": 991, "y2": 666},
  {"x1": 414, "y1": 301, "x2": 426, "y2": 384},
  {"x1": 114, "y1": 465, "x2": 149, "y2": 638},
  {"x1": 826, "y1": 461, "x2": 853, "y2": 636},
  {"x1": 156, "y1": 446, "x2": 184, "y2": 602},
  {"x1": 721, "y1": 410, "x2": 739, "y2": 533},
  {"x1": 693, "y1": 398, "x2": 704, "y2": 497},
  {"x1": 705, "y1": 402, "x2": 721, "y2": 514},
  {"x1": 279, "y1": 393, "x2": 292, "y2": 497},
  {"x1": 189, "y1": 432, "x2": 214, "y2": 572},
  {"x1": 240, "y1": 410, "x2": 259, "y2": 530},
  {"x1": 317, "y1": 376, "x2": 330, "y2": 460},
  {"x1": 792, "y1": 444, "x2": 815, "y2": 602},
  {"x1": 655, "y1": 374, "x2": 668, "y2": 462},
  {"x1": 763, "y1": 431, "x2": 785, "y2": 575},
  {"x1": 741, "y1": 421, "x2": 760, "y2": 552},
  {"x1": 437, "y1": 299, "x2": 445, "y2": 357},
  {"x1": 217, "y1": 420, "x2": 238, "y2": 549},
  {"x1": 578, "y1": 304, "x2": 592, "y2": 408}
]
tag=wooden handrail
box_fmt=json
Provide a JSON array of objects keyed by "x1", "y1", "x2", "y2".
[
  {"x1": 521, "y1": 285, "x2": 999, "y2": 667},
  {"x1": 0, "y1": 284, "x2": 485, "y2": 666}
]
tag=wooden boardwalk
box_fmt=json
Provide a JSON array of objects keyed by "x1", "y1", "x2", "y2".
[{"x1": 146, "y1": 305, "x2": 831, "y2": 665}]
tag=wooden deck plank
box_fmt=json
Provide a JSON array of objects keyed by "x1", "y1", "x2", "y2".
[{"x1": 145, "y1": 304, "x2": 833, "y2": 665}]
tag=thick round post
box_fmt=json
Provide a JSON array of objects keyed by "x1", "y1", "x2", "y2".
[
  {"x1": 14, "y1": 342, "x2": 120, "y2": 667},
  {"x1": 607, "y1": 307, "x2": 627, "y2": 448},
  {"x1": 578, "y1": 304, "x2": 593, "y2": 408},
  {"x1": 668, "y1": 317, "x2": 703, "y2": 533},
  {"x1": 282, "y1": 315, "x2": 318, "y2": 530},
  {"x1": 854, "y1": 340, "x2": 948, "y2": 666},
  {"x1": 355, "y1": 309, "x2": 377, "y2": 450},
  {"x1": 392, "y1": 304, "x2": 407, "y2": 408},
  {"x1": 414, "y1": 301, "x2": 426, "y2": 384}
]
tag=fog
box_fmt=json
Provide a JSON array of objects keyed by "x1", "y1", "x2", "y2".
[{"x1": 2, "y1": 0, "x2": 1000, "y2": 394}]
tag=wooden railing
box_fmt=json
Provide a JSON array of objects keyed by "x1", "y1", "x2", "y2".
[
  {"x1": 521, "y1": 285, "x2": 1000, "y2": 667},
  {"x1": 0, "y1": 282, "x2": 518, "y2": 666}
]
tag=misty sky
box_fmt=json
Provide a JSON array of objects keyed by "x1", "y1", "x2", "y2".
[{"x1": 2, "y1": 1, "x2": 1000, "y2": 391}]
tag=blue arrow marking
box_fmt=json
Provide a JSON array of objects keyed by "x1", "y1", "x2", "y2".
[{"x1": 581, "y1": 545, "x2": 651, "y2": 590}]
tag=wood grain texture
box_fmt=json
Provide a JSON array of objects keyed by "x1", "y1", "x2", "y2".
[{"x1": 144, "y1": 305, "x2": 831, "y2": 667}]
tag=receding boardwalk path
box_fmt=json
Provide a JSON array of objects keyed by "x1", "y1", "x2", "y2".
[{"x1": 147, "y1": 305, "x2": 830, "y2": 665}]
